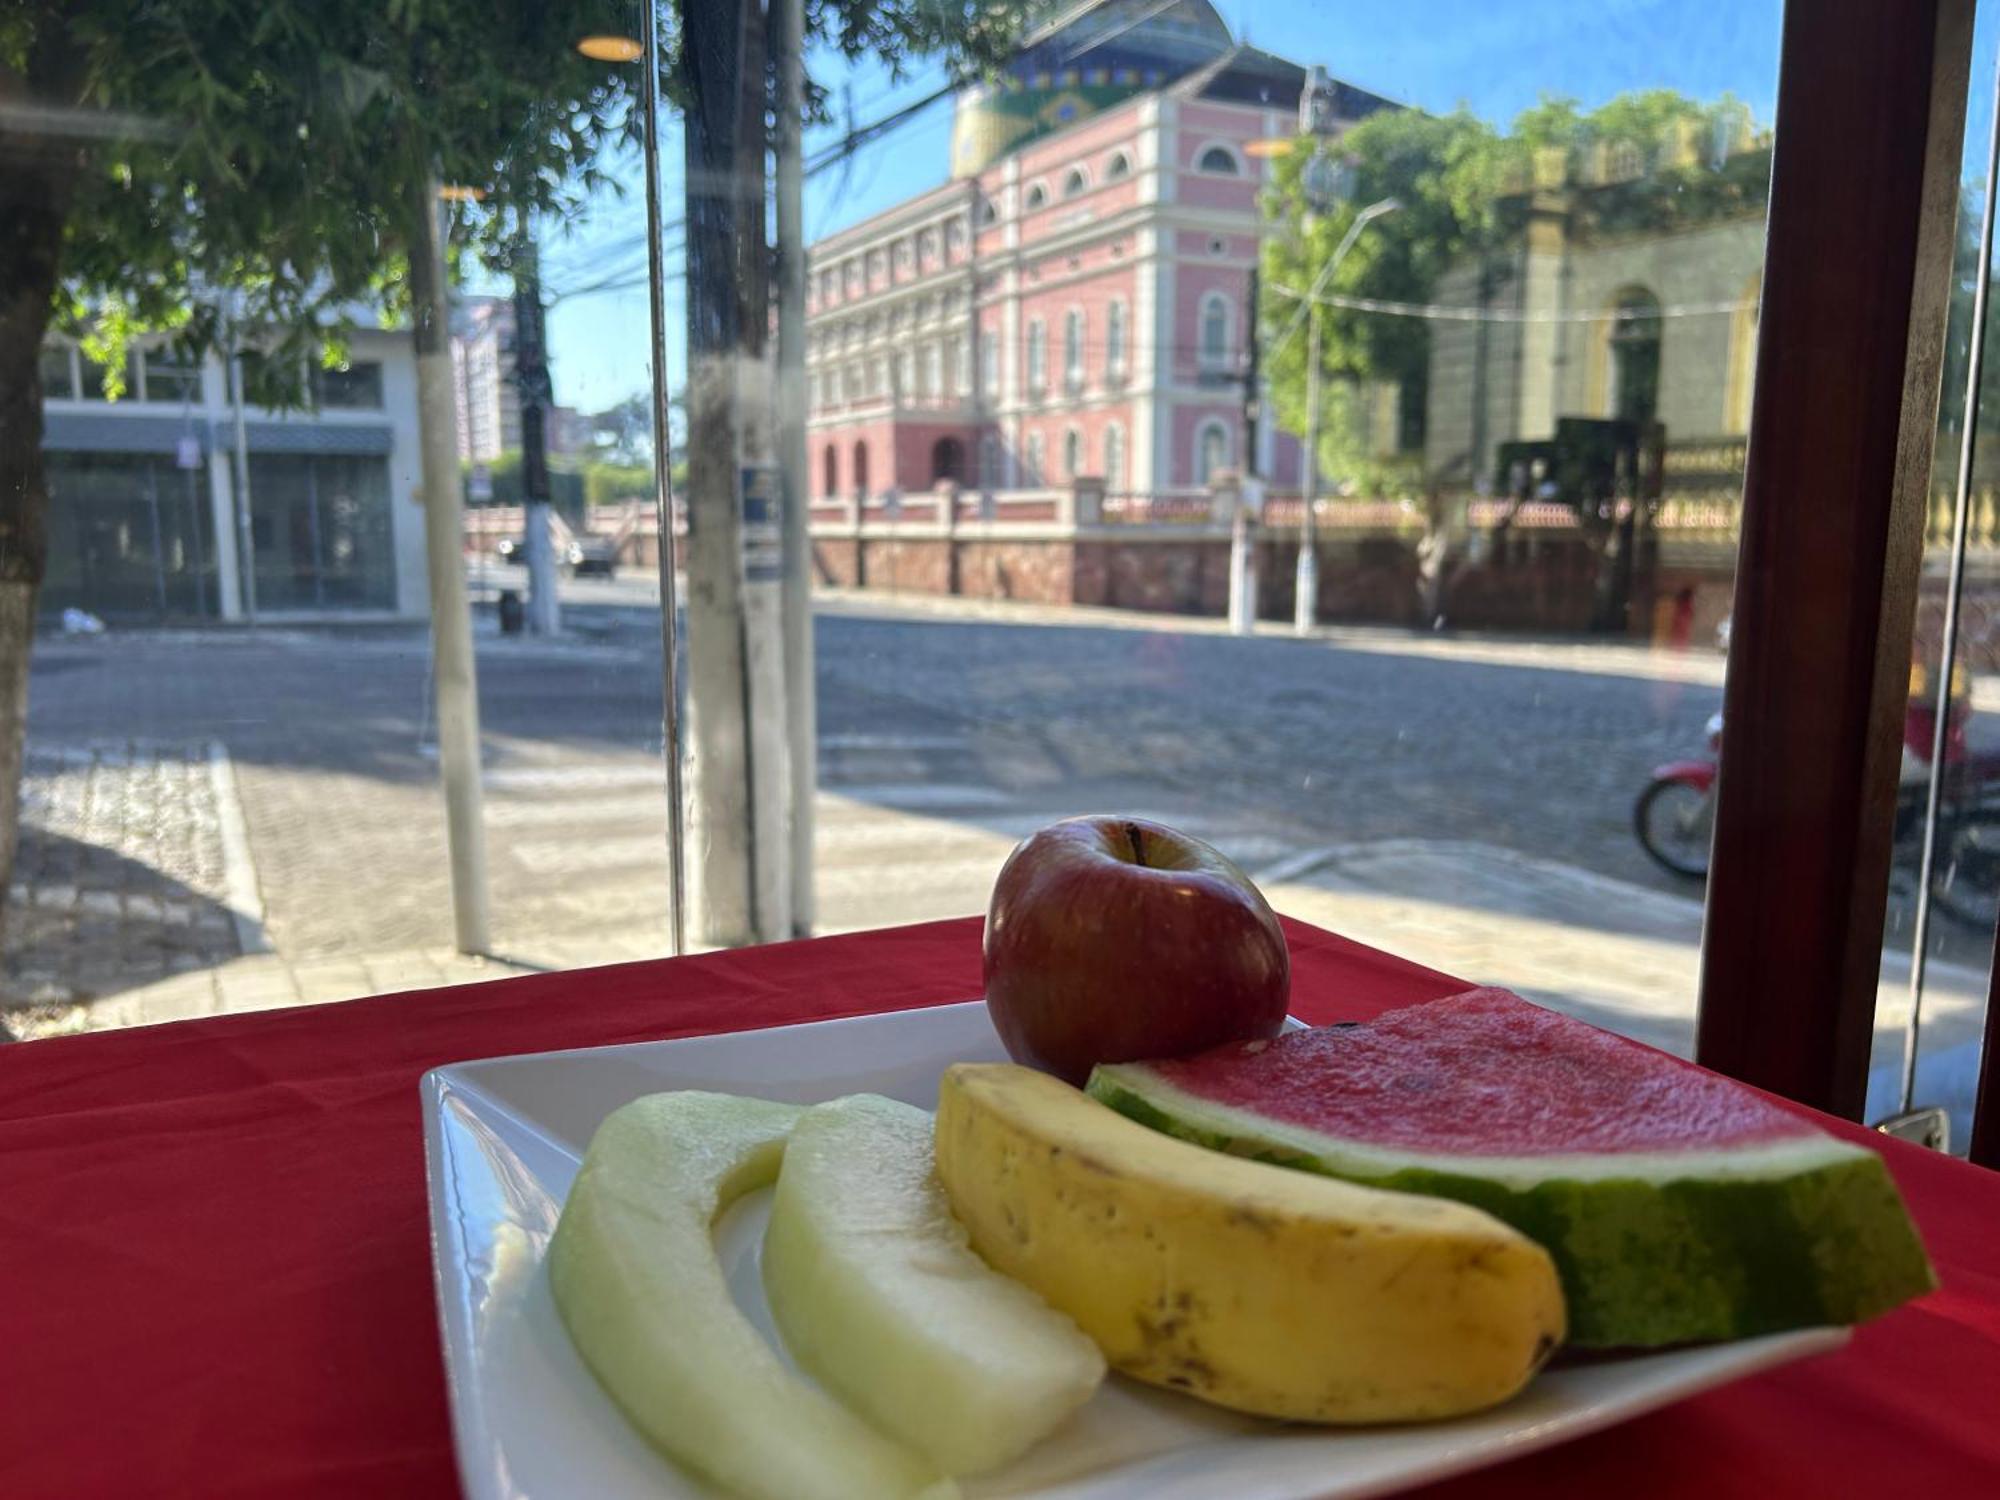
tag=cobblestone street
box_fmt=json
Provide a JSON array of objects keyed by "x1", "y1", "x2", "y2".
[{"x1": 4, "y1": 588, "x2": 1989, "y2": 1138}]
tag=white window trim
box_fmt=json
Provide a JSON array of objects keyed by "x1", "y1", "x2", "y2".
[
  {"x1": 1063, "y1": 304, "x2": 1086, "y2": 390},
  {"x1": 1103, "y1": 421, "x2": 1125, "y2": 488},
  {"x1": 1024, "y1": 179, "x2": 1050, "y2": 210},
  {"x1": 1105, "y1": 298, "x2": 1128, "y2": 380},
  {"x1": 1105, "y1": 150, "x2": 1132, "y2": 180},
  {"x1": 1192, "y1": 140, "x2": 1244, "y2": 177},
  {"x1": 1027, "y1": 318, "x2": 1048, "y2": 393},
  {"x1": 1195, "y1": 419, "x2": 1232, "y2": 484},
  {"x1": 1025, "y1": 431, "x2": 1045, "y2": 484},
  {"x1": 1199, "y1": 292, "x2": 1234, "y2": 369},
  {"x1": 1063, "y1": 425, "x2": 1083, "y2": 479}
]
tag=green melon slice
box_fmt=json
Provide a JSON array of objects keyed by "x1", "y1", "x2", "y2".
[{"x1": 1086, "y1": 988, "x2": 1934, "y2": 1348}]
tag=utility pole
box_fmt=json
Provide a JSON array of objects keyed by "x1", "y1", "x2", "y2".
[
  {"x1": 1295, "y1": 297, "x2": 1321, "y2": 635},
  {"x1": 1228, "y1": 264, "x2": 1262, "y2": 635},
  {"x1": 1280, "y1": 196, "x2": 1398, "y2": 634},
  {"x1": 512, "y1": 233, "x2": 560, "y2": 635},
  {"x1": 409, "y1": 172, "x2": 489, "y2": 953},
  {"x1": 679, "y1": 0, "x2": 793, "y2": 946},
  {"x1": 775, "y1": 0, "x2": 815, "y2": 937}
]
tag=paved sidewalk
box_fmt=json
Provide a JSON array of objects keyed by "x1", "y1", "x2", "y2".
[{"x1": 3, "y1": 741, "x2": 253, "y2": 1035}]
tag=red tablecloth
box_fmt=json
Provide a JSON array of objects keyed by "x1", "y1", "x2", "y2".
[{"x1": 1, "y1": 916, "x2": 1995, "y2": 1498}]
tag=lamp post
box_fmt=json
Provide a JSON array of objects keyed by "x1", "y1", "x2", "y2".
[{"x1": 1292, "y1": 196, "x2": 1398, "y2": 635}]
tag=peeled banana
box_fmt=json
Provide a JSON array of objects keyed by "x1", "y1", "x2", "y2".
[{"x1": 933, "y1": 1063, "x2": 1565, "y2": 1423}]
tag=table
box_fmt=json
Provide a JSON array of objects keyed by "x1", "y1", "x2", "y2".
[{"x1": 2, "y1": 916, "x2": 1996, "y2": 1498}]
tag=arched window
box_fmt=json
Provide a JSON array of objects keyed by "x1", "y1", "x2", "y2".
[
  {"x1": 1064, "y1": 427, "x2": 1082, "y2": 478},
  {"x1": 931, "y1": 437, "x2": 966, "y2": 485},
  {"x1": 979, "y1": 196, "x2": 999, "y2": 226},
  {"x1": 852, "y1": 440, "x2": 871, "y2": 497},
  {"x1": 1026, "y1": 320, "x2": 1047, "y2": 393},
  {"x1": 1025, "y1": 182, "x2": 1048, "y2": 210},
  {"x1": 1063, "y1": 167, "x2": 1088, "y2": 199},
  {"x1": 823, "y1": 444, "x2": 838, "y2": 498},
  {"x1": 1106, "y1": 151, "x2": 1131, "y2": 180},
  {"x1": 1105, "y1": 300, "x2": 1127, "y2": 378},
  {"x1": 1608, "y1": 288, "x2": 1663, "y2": 423},
  {"x1": 1063, "y1": 308, "x2": 1085, "y2": 387},
  {"x1": 1103, "y1": 423, "x2": 1125, "y2": 490},
  {"x1": 1196, "y1": 421, "x2": 1231, "y2": 485},
  {"x1": 1196, "y1": 145, "x2": 1241, "y2": 175},
  {"x1": 1025, "y1": 431, "x2": 1045, "y2": 484},
  {"x1": 1199, "y1": 293, "x2": 1232, "y2": 368}
]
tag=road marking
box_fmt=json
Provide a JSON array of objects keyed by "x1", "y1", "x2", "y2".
[
  {"x1": 819, "y1": 733, "x2": 971, "y2": 752},
  {"x1": 813, "y1": 782, "x2": 1014, "y2": 810},
  {"x1": 484, "y1": 763, "x2": 666, "y2": 793}
]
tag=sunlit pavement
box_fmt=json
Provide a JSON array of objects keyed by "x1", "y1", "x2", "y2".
[{"x1": 9, "y1": 582, "x2": 1990, "y2": 1139}]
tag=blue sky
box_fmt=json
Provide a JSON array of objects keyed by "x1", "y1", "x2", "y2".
[{"x1": 521, "y1": 0, "x2": 1996, "y2": 426}]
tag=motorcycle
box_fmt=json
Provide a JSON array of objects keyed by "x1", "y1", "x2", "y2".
[{"x1": 1635, "y1": 693, "x2": 2000, "y2": 928}]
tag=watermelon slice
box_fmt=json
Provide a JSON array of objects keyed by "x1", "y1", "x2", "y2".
[{"x1": 1086, "y1": 988, "x2": 1934, "y2": 1348}]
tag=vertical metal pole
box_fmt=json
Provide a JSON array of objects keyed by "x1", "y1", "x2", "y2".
[
  {"x1": 185, "y1": 463, "x2": 207, "y2": 617},
  {"x1": 411, "y1": 173, "x2": 490, "y2": 954},
  {"x1": 143, "y1": 459, "x2": 169, "y2": 617},
  {"x1": 227, "y1": 306, "x2": 258, "y2": 625},
  {"x1": 1295, "y1": 302, "x2": 1321, "y2": 635},
  {"x1": 775, "y1": 0, "x2": 815, "y2": 937},
  {"x1": 305, "y1": 455, "x2": 325, "y2": 607},
  {"x1": 1900, "y1": 48, "x2": 2000, "y2": 1114},
  {"x1": 642, "y1": 0, "x2": 689, "y2": 956}
]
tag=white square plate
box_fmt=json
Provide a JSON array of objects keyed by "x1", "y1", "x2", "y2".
[{"x1": 420, "y1": 1000, "x2": 1846, "y2": 1500}]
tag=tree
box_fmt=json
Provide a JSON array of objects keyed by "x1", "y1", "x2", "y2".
[{"x1": 1259, "y1": 89, "x2": 1768, "y2": 493}]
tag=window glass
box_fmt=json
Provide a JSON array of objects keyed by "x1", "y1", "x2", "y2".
[
  {"x1": 140, "y1": 347, "x2": 202, "y2": 404},
  {"x1": 1200, "y1": 295, "x2": 1230, "y2": 365},
  {"x1": 8, "y1": 0, "x2": 1804, "y2": 1084},
  {"x1": 39, "y1": 345, "x2": 75, "y2": 400},
  {"x1": 310, "y1": 361, "x2": 384, "y2": 410}
]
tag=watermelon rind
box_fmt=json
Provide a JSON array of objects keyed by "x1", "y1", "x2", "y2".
[{"x1": 1086, "y1": 1063, "x2": 1935, "y2": 1349}]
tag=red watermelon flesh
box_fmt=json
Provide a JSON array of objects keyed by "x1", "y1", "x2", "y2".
[
  {"x1": 1086, "y1": 988, "x2": 1934, "y2": 1348},
  {"x1": 1136, "y1": 987, "x2": 1814, "y2": 1158}
]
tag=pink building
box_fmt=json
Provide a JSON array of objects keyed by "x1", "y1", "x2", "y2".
[{"x1": 804, "y1": 1, "x2": 1392, "y2": 507}]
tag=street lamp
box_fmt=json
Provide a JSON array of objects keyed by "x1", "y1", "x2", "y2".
[{"x1": 1290, "y1": 196, "x2": 1399, "y2": 636}]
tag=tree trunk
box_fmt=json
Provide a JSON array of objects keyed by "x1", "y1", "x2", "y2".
[{"x1": 0, "y1": 127, "x2": 76, "y2": 938}]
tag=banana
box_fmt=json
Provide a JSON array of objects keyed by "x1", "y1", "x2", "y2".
[{"x1": 933, "y1": 1063, "x2": 1565, "y2": 1424}]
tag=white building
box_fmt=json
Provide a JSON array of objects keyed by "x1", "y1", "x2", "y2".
[{"x1": 39, "y1": 325, "x2": 430, "y2": 622}]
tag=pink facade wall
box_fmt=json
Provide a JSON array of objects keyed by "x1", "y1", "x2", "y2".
[
  {"x1": 808, "y1": 85, "x2": 1330, "y2": 505},
  {"x1": 1016, "y1": 400, "x2": 1138, "y2": 486},
  {"x1": 1016, "y1": 263, "x2": 1139, "y2": 395}
]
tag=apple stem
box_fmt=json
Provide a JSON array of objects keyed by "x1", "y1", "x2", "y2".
[{"x1": 1126, "y1": 822, "x2": 1147, "y2": 867}]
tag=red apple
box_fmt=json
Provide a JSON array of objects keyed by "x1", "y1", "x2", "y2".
[{"x1": 983, "y1": 816, "x2": 1290, "y2": 1084}]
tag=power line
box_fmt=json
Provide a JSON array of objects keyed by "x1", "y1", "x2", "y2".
[{"x1": 1271, "y1": 283, "x2": 1756, "y2": 324}]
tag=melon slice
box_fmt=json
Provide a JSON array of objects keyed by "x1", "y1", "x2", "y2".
[
  {"x1": 763, "y1": 1094, "x2": 1105, "y2": 1473},
  {"x1": 1087, "y1": 988, "x2": 1934, "y2": 1348},
  {"x1": 547, "y1": 1092, "x2": 953, "y2": 1500}
]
